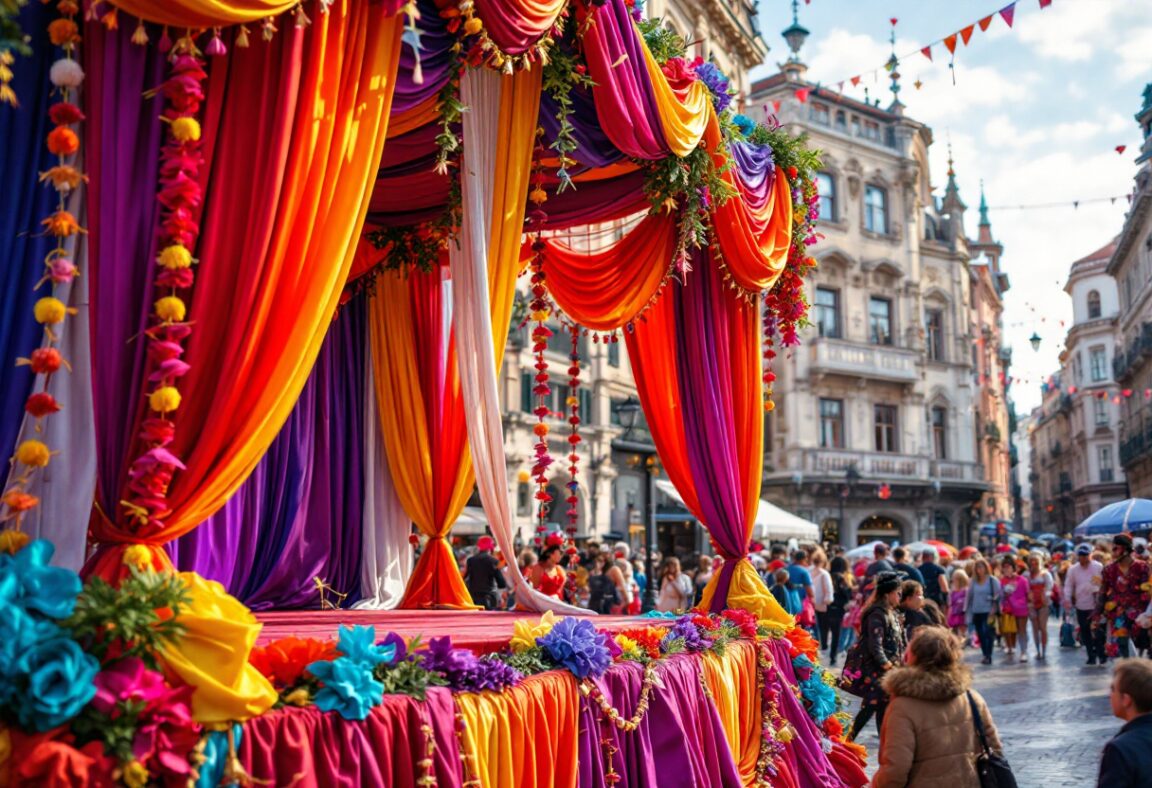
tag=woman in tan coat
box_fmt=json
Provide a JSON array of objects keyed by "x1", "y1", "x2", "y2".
[{"x1": 873, "y1": 627, "x2": 1006, "y2": 788}]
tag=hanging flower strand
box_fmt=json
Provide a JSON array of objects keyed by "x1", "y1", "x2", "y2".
[
  {"x1": 120, "y1": 43, "x2": 206, "y2": 535},
  {"x1": 529, "y1": 249, "x2": 553, "y2": 548},
  {"x1": 0, "y1": 0, "x2": 85, "y2": 537},
  {"x1": 564, "y1": 325, "x2": 582, "y2": 542}
]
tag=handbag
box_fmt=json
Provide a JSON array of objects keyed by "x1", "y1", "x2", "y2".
[
  {"x1": 837, "y1": 640, "x2": 867, "y2": 697},
  {"x1": 1060, "y1": 618, "x2": 1077, "y2": 649},
  {"x1": 966, "y1": 691, "x2": 1017, "y2": 788}
]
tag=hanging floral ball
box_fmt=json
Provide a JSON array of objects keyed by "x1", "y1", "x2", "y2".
[
  {"x1": 157, "y1": 244, "x2": 193, "y2": 270},
  {"x1": 533, "y1": 423, "x2": 550, "y2": 437},
  {"x1": 122, "y1": 544, "x2": 154, "y2": 571},
  {"x1": 0, "y1": 528, "x2": 32, "y2": 554},
  {"x1": 15, "y1": 439, "x2": 52, "y2": 468},
  {"x1": 41, "y1": 210, "x2": 81, "y2": 237},
  {"x1": 408, "y1": 534, "x2": 420, "y2": 546},
  {"x1": 154, "y1": 296, "x2": 187, "y2": 323},
  {"x1": 48, "y1": 102, "x2": 85, "y2": 126},
  {"x1": 48, "y1": 59, "x2": 85, "y2": 89},
  {"x1": 27, "y1": 348, "x2": 63, "y2": 374},
  {"x1": 25, "y1": 392, "x2": 61, "y2": 418},
  {"x1": 33, "y1": 297, "x2": 68, "y2": 325},
  {"x1": 463, "y1": 16, "x2": 483, "y2": 35},
  {"x1": 47, "y1": 258, "x2": 78, "y2": 284},
  {"x1": 46, "y1": 125, "x2": 79, "y2": 156},
  {"x1": 528, "y1": 186, "x2": 548, "y2": 205},
  {"x1": 170, "y1": 116, "x2": 202, "y2": 143},
  {"x1": 149, "y1": 386, "x2": 182, "y2": 413},
  {"x1": 47, "y1": 18, "x2": 80, "y2": 46},
  {"x1": 764, "y1": 400, "x2": 775, "y2": 412}
]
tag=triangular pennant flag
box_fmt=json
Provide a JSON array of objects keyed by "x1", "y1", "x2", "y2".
[
  {"x1": 1116, "y1": 144, "x2": 1127, "y2": 154},
  {"x1": 960, "y1": 24, "x2": 976, "y2": 45},
  {"x1": 1000, "y1": 3, "x2": 1016, "y2": 26},
  {"x1": 978, "y1": 14, "x2": 994, "y2": 31},
  {"x1": 837, "y1": 81, "x2": 845, "y2": 92},
  {"x1": 921, "y1": 45, "x2": 933, "y2": 61},
  {"x1": 771, "y1": 100, "x2": 782, "y2": 113},
  {"x1": 850, "y1": 75, "x2": 861, "y2": 86},
  {"x1": 1039, "y1": 0, "x2": 1052, "y2": 8},
  {"x1": 795, "y1": 88, "x2": 809, "y2": 103},
  {"x1": 944, "y1": 33, "x2": 958, "y2": 53}
]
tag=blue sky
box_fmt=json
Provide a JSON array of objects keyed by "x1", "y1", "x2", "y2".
[{"x1": 750, "y1": 0, "x2": 1150, "y2": 414}]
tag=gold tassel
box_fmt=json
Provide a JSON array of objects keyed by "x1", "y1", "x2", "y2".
[
  {"x1": 235, "y1": 25, "x2": 251, "y2": 48},
  {"x1": 101, "y1": 8, "x2": 118, "y2": 30},
  {"x1": 131, "y1": 19, "x2": 149, "y2": 46}
]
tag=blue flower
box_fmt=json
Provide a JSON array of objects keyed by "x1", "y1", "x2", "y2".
[
  {"x1": 14, "y1": 637, "x2": 99, "y2": 731},
  {"x1": 335, "y1": 625, "x2": 396, "y2": 668},
  {"x1": 536, "y1": 617, "x2": 612, "y2": 679},
  {"x1": 732, "y1": 114, "x2": 757, "y2": 138},
  {"x1": 307, "y1": 658, "x2": 384, "y2": 721},
  {"x1": 0, "y1": 539, "x2": 82, "y2": 619},
  {"x1": 0, "y1": 607, "x2": 67, "y2": 706}
]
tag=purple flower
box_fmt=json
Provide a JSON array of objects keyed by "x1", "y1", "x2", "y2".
[
  {"x1": 693, "y1": 60, "x2": 732, "y2": 114},
  {"x1": 662, "y1": 619, "x2": 713, "y2": 653},
  {"x1": 417, "y1": 636, "x2": 470, "y2": 675},
  {"x1": 537, "y1": 618, "x2": 613, "y2": 679},
  {"x1": 379, "y1": 632, "x2": 407, "y2": 666},
  {"x1": 416, "y1": 637, "x2": 521, "y2": 692}
]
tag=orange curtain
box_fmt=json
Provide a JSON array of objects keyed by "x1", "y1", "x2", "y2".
[
  {"x1": 87, "y1": 1, "x2": 403, "y2": 579},
  {"x1": 536, "y1": 213, "x2": 677, "y2": 331},
  {"x1": 368, "y1": 258, "x2": 476, "y2": 609},
  {"x1": 108, "y1": 0, "x2": 299, "y2": 27}
]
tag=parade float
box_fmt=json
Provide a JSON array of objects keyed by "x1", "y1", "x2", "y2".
[{"x1": 0, "y1": 0, "x2": 867, "y2": 784}]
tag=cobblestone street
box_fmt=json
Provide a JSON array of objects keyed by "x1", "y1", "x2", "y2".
[{"x1": 844, "y1": 621, "x2": 1120, "y2": 787}]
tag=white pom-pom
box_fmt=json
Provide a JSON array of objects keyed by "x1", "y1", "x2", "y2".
[{"x1": 49, "y1": 59, "x2": 85, "y2": 88}]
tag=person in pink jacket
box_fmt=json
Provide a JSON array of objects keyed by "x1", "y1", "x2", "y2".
[{"x1": 999, "y1": 556, "x2": 1031, "y2": 662}]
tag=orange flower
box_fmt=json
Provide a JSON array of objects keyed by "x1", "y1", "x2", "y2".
[
  {"x1": 250, "y1": 637, "x2": 337, "y2": 689},
  {"x1": 3, "y1": 489, "x2": 40, "y2": 513},
  {"x1": 7, "y1": 726, "x2": 115, "y2": 788},
  {"x1": 785, "y1": 625, "x2": 819, "y2": 662},
  {"x1": 41, "y1": 210, "x2": 83, "y2": 237},
  {"x1": 38, "y1": 165, "x2": 87, "y2": 191},
  {"x1": 46, "y1": 126, "x2": 79, "y2": 156},
  {"x1": 47, "y1": 18, "x2": 80, "y2": 46}
]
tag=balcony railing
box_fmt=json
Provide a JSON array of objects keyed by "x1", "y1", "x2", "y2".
[
  {"x1": 805, "y1": 449, "x2": 928, "y2": 479},
  {"x1": 809, "y1": 337, "x2": 919, "y2": 383},
  {"x1": 1113, "y1": 322, "x2": 1152, "y2": 382},
  {"x1": 931, "y1": 460, "x2": 986, "y2": 482}
]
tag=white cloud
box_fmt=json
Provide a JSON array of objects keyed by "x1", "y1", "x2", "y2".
[
  {"x1": 1113, "y1": 24, "x2": 1152, "y2": 80},
  {"x1": 1051, "y1": 120, "x2": 1106, "y2": 142},
  {"x1": 985, "y1": 114, "x2": 1047, "y2": 149},
  {"x1": 1016, "y1": 1, "x2": 1120, "y2": 62}
]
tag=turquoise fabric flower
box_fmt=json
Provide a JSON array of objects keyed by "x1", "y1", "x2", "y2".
[
  {"x1": 307, "y1": 658, "x2": 384, "y2": 721},
  {"x1": 0, "y1": 539, "x2": 82, "y2": 619},
  {"x1": 793, "y1": 655, "x2": 838, "y2": 723},
  {"x1": 733, "y1": 113, "x2": 757, "y2": 138},
  {"x1": 15, "y1": 637, "x2": 99, "y2": 731},
  {"x1": 335, "y1": 625, "x2": 397, "y2": 668},
  {"x1": 0, "y1": 607, "x2": 67, "y2": 706}
]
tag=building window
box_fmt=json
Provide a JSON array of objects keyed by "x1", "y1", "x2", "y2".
[
  {"x1": 863, "y1": 120, "x2": 881, "y2": 141},
  {"x1": 1095, "y1": 397, "x2": 1109, "y2": 427},
  {"x1": 520, "y1": 372, "x2": 534, "y2": 412},
  {"x1": 1090, "y1": 346, "x2": 1107, "y2": 382},
  {"x1": 819, "y1": 399, "x2": 844, "y2": 449},
  {"x1": 869, "y1": 296, "x2": 893, "y2": 345},
  {"x1": 834, "y1": 110, "x2": 847, "y2": 131},
  {"x1": 874, "y1": 404, "x2": 899, "y2": 453},
  {"x1": 810, "y1": 103, "x2": 830, "y2": 125},
  {"x1": 931, "y1": 406, "x2": 947, "y2": 459},
  {"x1": 851, "y1": 116, "x2": 861, "y2": 137},
  {"x1": 1087, "y1": 289, "x2": 1101, "y2": 319},
  {"x1": 864, "y1": 185, "x2": 887, "y2": 233},
  {"x1": 516, "y1": 482, "x2": 532, "y2": 516},
  {"x1": 815, "y1": 287, "x2": 841, "y2": 338},
  {"x1": 925, "y1": 309, "x2": 945, "y2": 361},
  {"x1": 1072, "y1": 353, "x2": 1083, "y2": 385},
  {"x1": 1099, "y1": 445, "x2": 1114, "y2": 483},
  {"x1": 607, "y1": 341, "x2": 620, "y2": 367},
  {"x1": 815, "y1": 172, "x2": 836, "y2": 221}
]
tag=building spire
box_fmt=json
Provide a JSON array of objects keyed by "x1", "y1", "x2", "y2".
[
  {"x1": 979, "y1": 180, "x2": 990, "y2": 227},
  {"x1": 942, "y1": 137, "x2": 967, "y2": 217},
  {"x1": 781, "y1": 0, "x2": 810, "y2": 80},
  {"x1": 886, "y1": 17, "x2": 904, "y2": 114}
]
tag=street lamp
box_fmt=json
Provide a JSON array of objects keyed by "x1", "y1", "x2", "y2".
[
  {"x1": 837, "y1": 463, "x2": 861, "y2": 544},
  {"x1": 1029, "y1": 332, "x2": 1042, "y2": 352},
  {"x1": 611, "y1": 396, "x2": 658, "y2": 612}
]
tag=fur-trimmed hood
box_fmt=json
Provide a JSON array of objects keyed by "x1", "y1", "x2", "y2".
[{"x1": 882, "y1": 663, "x2": 972, "y2": 701}]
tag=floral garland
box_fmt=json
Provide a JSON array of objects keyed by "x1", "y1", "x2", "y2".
[
  {"x1": 563, "y1": 324, "x2": 582, "y2": 540},
  {"x1": 0, "y1": 0, "x2": 85, "y2": 533},
  {"x1": 539, "y1": 16, "x2": 593, "y2": 193},
  {"x1": 120, "y1": 45, "x2": 206, "y2": 535},
  {"x1": 755, "y1": 642, "x2": 795, "y2": 784},
  {"x1": 446, "y1": 0, "x2": 564, "y2": 74}
]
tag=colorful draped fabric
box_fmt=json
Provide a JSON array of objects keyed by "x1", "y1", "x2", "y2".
[
  {"x1": 85, "y1": 2, "x2": 404, "y2": 580},
  {"x1": 368, "y1": 260, "x2": 475, "y2": 609},
  {"x1": 474, "y1": 0, "x2": 566, "y2": 55},
  {"x1": 626, "y1": 250, "x2": 790, "y2": 623},
  {"x1": 105, "y1": 0, "x2": 406, "y2": 27}
]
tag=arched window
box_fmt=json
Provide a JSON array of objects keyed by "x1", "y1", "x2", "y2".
[
  {"x1": 815, "y1": 172, "x2": 835, "y2": 221},
  {"x1": 1087, "y1": 289, "x2": 1101, "y2": 319}
]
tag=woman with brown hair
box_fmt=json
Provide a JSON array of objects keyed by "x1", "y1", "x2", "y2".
[{"x1": 874, "y1": 628, "x2": 1007, "y2": 787}]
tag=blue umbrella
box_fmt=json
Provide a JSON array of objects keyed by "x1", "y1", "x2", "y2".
[{"x1": 1073, "y1": 499, "x2": 1152, "y2": 538}]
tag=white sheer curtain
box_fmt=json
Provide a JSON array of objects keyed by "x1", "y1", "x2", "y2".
[
  {"x1": 4, "y1": 186, "x2": 94, "y2": 571},
  {"x1": 449, "y1": 68, "x2": 585, "y2": 614},
  {"x1": 354, "y1": 348, "x2": 413, "y2": 608}
]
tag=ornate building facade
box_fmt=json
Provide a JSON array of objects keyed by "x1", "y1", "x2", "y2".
[{"x1": 745, "y1": 15, "x2": 1009, "y2": 546}]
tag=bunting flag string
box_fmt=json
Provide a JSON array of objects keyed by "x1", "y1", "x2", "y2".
[{"x1": 825, "y1": 0, "x2": 1049, "y2": 98}]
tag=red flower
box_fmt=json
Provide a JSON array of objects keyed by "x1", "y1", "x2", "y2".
[
  {"x1": 250, "y1": 637, "x2": 337, "y2": 689},
  {"x1": 48, "y1": 102, "x2": 85, "y2": 126},
  {"x1": 692, "y1": 614, "x2": 721, "y2": 631},
  {"x1": 721, "y1": 608, "x2": 759, "y2": 638},
  {"x1": 27, "y1": 347, "x2": 64, "y2": 374},
  {"x1": 7, "y1": 727, "x2": 115, "y2": 788},
  {"x1": 659, "y1": 57, "x2": 698, "y2": 90},
  {"x1": 25, "y1": 392, "x2": 61, "y2": 418},
  {"x1": 618, "y1": 627, "x2": 665, "y2": 660}
]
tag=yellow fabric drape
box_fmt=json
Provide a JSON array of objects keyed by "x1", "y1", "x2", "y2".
[
  {"x1": 455, "y1": 672, "x2": 580, "y2": 788},
  {"x1": 641, "y1": 43, "x2": 711, "y2": 157},
  {"x1": 159, "y1": 573, "x2": 277, "y2": 723},
  {"x1": 703, "y1": 642, "x2": 763, "y2": 786},
  {"x1": 699, "y1": 560, "x2": 793, "y2": 627},
  {"x1": 109, "y1": 0, "x2": 298, "y2": 27}
]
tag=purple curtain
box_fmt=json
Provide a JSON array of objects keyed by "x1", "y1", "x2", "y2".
[{"x1": 171, "y1": 294, "x2": 367, "y2": 609}]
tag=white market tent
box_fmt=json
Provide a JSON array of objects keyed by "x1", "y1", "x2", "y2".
[{"x1": 655, "y1": 480, "x2": 819, "y2": 542}]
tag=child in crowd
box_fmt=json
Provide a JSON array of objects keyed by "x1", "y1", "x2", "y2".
[{"x1": 947, "y1": 569, "x2": 970, "y2": 641}]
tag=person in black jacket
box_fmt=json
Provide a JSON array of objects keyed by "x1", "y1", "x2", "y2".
[
  {"x1": 464, "y1": 536, "x2": 506, "y2": 610},
  {"x1": 826, "y1": 556, "x2": 854, "y2": 666},
  {"x1": 843, "y1": 571, "x2": 907, "y2": 743},
  {"x1": 1098, "y1": 659, "x2": 1152, "y2": 787}
]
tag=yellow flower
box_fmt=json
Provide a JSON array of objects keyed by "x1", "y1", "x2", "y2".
[
  {"x1": 122, "y1": 544, "x2": 153, "y2": 571},
  {"x1": 1105, "y1": 601, "x2": 1117, "y2": 612},
  {"x1": 463, "y1": 16, "x2": 483, "y2": 36},
  {"x1": 149, "y1": 386, "x2": 181, "y2": 413},
  {"x1": 0, "y1": 530, "x2": 30, "y2": 555},
  {"x1": 15, "y1": 440, "x2": 51, "y2": 468},
  {"x1": 33, "y1": 297, "x2": 68, "y2": 325},
  {"x1": 283, "y1": 687, "x2": 311, "y2": 706},
  {"x1": 510, "y1": 611, "x2": 557, "y2": 653},
  {"x1": 157, "y1": 244, "x2": 193, "y2": 270},
  {"x1": 169, "y1": 116, "x2": 201, "y2": 143},
  {"x1": 154, "y1": 296, "x2": 186, "y2": 323},
  {"x1": 122, "y1": 760, "x2": 149, "y2": 788}
]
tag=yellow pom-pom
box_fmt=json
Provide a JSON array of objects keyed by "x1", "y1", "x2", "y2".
[
  {"x1": 154, "y1": 296, "x2": 186, "y2": 323},
  {"x1": 15, "y1": 439, "x2": 51, "y2": 468},
  {"x1": 33, "y1": 297, "x2": 68, "y2": 325},
  {"x1": 764, "y1": 399, "x2": 775, "y2": 412},
  {"x1": 149, "y1": 386, "x2": 182, "y2": 413},
  {"x1": 463, "y1": 16, "x2": 483, "y2": 35},
  {"x1": 170, "y1": 116, "x2": 201, "y2": 143},
  {"x1": 0, "y1": 529, "x2": 31, "y2": 555},
  {"x1": 122, "y1": 544, "x2": 153, "y2": 571},
  {"x1": 530, "y1": 309, "x2": 550, "y2": 322},
  {"x1": 529, "y1": 186, "x2": 548, "y2": 205},
  {"x1": 157, "y1": 245, "x2": 192, "y2": 270},
  {"x1": 122, "y1": 760, "x2": 149, "y2": 788}
]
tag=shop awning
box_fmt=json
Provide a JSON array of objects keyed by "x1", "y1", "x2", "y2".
[{"x1": 654, "y1": 480, "x2": 819, "y2": 542}]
